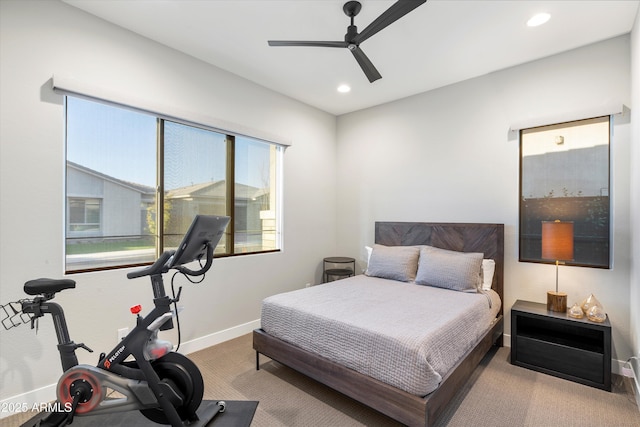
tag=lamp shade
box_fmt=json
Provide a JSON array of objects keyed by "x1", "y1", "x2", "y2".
[{"x1": 541, "y1": 220, "x2": 574, "y2": 261}]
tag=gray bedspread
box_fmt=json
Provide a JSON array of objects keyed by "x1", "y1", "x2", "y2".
[{"x1": 260, "y1": 275, "x2": 501, "y2": 396}]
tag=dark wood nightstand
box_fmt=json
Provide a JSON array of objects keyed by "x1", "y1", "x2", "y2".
[{"x1": 510, "y1": 299, "x2": 611, "y2": 391}]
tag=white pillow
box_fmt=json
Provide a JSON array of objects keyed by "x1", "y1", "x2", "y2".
[
  {"x1": 482, "y1": 259, "x2": 496, "y2": 291},
  {"x1": 365, "y1": 245, "x2": 373, "y2": 265}
]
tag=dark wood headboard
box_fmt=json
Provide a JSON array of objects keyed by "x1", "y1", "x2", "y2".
[{"x1": 375, "y1": 222, "x2": 504, "y2": 315}]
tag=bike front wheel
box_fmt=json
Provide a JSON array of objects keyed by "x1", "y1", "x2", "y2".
[{"x1": 139, "y1": 352, "x2": 204, "y2": 424}]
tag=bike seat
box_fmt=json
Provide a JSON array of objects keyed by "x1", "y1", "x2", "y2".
[{"x1": 24, "y1": 278, "x2": 76, "y2": 296}]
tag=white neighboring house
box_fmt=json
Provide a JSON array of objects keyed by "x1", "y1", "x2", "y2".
[
  {"x1": 65, "y1": 162, "x2": 157, "y2": 270},
  {"x1": 65, "y1": 161, "x2": 273, "y2": 270},
  {"x1": 164, "y1": 180, "x2": 270, "y2": 251},
  {"x1": 66, "y1": 161, "x2": 155, "y2": 241}
]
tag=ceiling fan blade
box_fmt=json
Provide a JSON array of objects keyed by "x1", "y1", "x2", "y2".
[
  {"x1": 350, "y1": 46, "x2": 382, "y2": 83},
  {"x1": 354, "y1": 0, "x2": 427, "y2": 44},
  {"x1": 268, "y1": 40, "x2": 348, "y2": 48}
]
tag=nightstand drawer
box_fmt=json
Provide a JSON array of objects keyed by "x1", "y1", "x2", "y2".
[{"x1": 515, "y1": 336, "x2": 604, "y2": 383}]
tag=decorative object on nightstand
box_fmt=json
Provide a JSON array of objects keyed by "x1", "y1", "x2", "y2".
[
  {"x1": 322, "y1": 257, "x2": 355, "y2": 283},
  {"x1": 568, "y1": 303, "x2": 584, "y2": 319},
  {"x1": 581, "y1": 293, "x2": 600, "y2": 313},
  {"x1": 581, "y1": 294, "x2": 606, "y2": 323},
  {"x1": 541, "y1": 220, "x2": 574, "y2": 312},
  {"x1": 587, "y1": 305, "x2": 607, "y2": 323}
]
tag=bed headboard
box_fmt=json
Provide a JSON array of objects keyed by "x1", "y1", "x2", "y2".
[{"x1": 375, "y1": 222, "x2": 504, "y2": 314}]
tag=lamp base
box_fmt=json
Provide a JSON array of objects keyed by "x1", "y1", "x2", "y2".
[{"x1": 547, "y1": 291, "x2": 567, "y2": 312}]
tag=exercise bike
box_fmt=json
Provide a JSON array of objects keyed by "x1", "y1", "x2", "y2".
[{"x1": 19, "y1": 215, "x2": 230, "y2": 427}]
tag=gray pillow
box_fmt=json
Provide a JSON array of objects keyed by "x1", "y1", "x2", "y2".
[
  {"x1": 415, "y1": 246, "x2": 483, "y2": 292},
  {"x1": 365, "y1": 244, "x2": 420, "y2": 282}
]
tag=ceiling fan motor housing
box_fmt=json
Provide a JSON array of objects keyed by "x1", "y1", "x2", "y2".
[{"x1": 346, "y1": 25, "x2": 359, "y2": 44}]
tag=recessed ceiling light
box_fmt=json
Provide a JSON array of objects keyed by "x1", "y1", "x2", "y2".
[
  {"x1": 527, "y1": 13, "x2": 550, "y2": 27},
  {"x1": 337, "y1": 84, "x2": 351, "y2": 93}
]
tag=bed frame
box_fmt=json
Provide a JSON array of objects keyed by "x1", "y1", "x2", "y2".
[{"x1": 253, "y1": 222, "x2": 504, "y2": 427}]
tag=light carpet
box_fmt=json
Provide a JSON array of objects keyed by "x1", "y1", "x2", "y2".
[{"x1": 3, "y1": 333, "x2": 638, "y2": 426}]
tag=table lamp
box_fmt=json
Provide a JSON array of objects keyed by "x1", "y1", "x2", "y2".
[{"x1": 541, "y1": 220, "x2": 574, "y2": 312}]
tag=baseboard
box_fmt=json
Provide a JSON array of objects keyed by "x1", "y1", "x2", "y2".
[
  {"x1": 0, "y1": 319, "x2": 260, "y2": 420},
  {"x1": 630, "y1": 358, "x2": 640, "y2": 410},
  {"x1": 634, "y1": 375, "x2": 640, "y2": 411},
  {"x1": 176, "y1": 319, "x2": 261, "y2": 355}
]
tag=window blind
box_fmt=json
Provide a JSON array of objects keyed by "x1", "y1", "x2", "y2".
[
  {"x1": 509, "y1": 102, "x2": 626, "y2": 132},
  {"x1": 51, "y1": 74, "x2": 292, "y2": 148}
]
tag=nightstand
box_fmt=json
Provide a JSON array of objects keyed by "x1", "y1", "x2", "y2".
[
  {"x1": 322, "y1": 257, "x2": 355, "y2": 283},
  {"x1": 510, "y1": 299, "x2": 611, "y2": 391}
]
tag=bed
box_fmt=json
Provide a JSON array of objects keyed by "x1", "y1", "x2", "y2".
[{"x1": 253, "y1": 222, "x2": 504, "y2": 427}]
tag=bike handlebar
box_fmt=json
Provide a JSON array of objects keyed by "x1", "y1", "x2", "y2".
[
  {"x1": 127, "y1": 242, "x2": 214, "y2": 280},
  {"x1": 127, "y1": 251, "x2": 174, "y2": 279}
]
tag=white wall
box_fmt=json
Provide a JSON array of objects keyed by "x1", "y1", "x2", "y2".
[
  {"x1": 336, "y1": 36, "x2": 634, "y2": 362},
  {"x1": 1, "y1": 0, "x2": 637, "y2": 410},
  {"x1": 0, "y1": 0, "x2": 337, "y2": 403},
  {"x1": 630, "y1": 5, "x2": 640, "y2": 375}
]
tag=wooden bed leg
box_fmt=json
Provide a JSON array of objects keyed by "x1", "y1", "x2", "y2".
[{"x1": 256, "y1": 351, "x2": 260, "y2": 371}]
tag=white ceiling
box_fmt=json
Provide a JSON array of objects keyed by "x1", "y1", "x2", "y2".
[{"x1": 63, "y1": 0, "x2": 639, "y2": 116}]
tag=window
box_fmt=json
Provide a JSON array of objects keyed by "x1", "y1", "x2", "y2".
[
  {"x1": 234, "y1": 137, "x2": 279, "y2": 253},
  {"x1": 162, "y1": 121, "x2": 228, "y2": 252},
  {"x1": 519, "y1": 116, "x2": 610, "y2": 268},
  {"x1": 68, "y1": 198, "x2": 101, "y2": 232},
  {"x1": 65, "y1": 97, "x2": 282, "y2": 273}
]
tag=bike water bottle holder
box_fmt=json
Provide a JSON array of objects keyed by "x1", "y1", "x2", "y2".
[{"x1": 0, "y1": 300, "x2": 34, "y2": 330}]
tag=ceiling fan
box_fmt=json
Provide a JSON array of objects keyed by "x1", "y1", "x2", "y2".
[{"x1": 268, "y1": 0, "x2": 427, "y2": 83}]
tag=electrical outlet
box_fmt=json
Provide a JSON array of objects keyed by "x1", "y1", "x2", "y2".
[
  {"x1": 305, "y1": 283, "x2": 311, "y2": 288},
  {"x1": 117, "y1": 327, "x2": 129, "y2": 341}
]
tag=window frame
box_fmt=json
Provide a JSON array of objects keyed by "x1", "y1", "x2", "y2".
[
  {"x1": 64, "y1": 96, "x2": 283, "y2": 274},
  {"x1": 518, "y1": 115, "x2": 611, "y2": 269}
]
